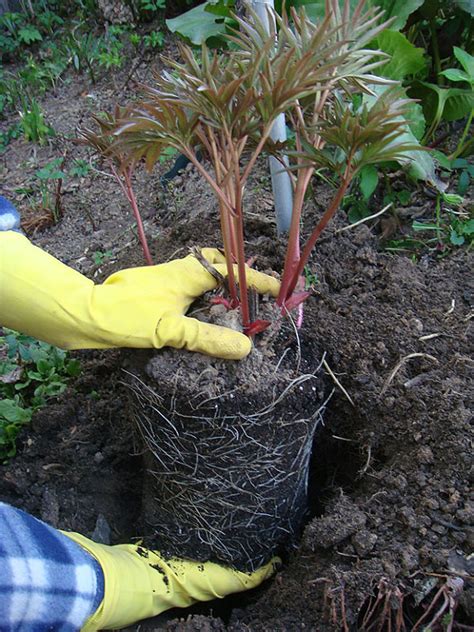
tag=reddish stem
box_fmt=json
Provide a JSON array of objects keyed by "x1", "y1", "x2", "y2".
[
  {"x1": 112, "y1": 165, "x2": 154, "y2": 266},
  {"x1": 283, "y1": 177, "x2": 352, "y2": 302},
  {"x1": 218, "y1": 199, "x2": 239, "y2": 307},
  {"x1": 233, "y1": 173, "x2": 251, "y2": 332},
  {"x1": 277, "y1": 166, "x2": 314, "y2": 306}
]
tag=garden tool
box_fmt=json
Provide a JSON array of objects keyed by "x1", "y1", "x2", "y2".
[
  {"x1": 64, "y1": 531, "x2": 279, "y2": 631},
  {"x1": 0, "y1": 231, "x2": 279, "y2": 358}
]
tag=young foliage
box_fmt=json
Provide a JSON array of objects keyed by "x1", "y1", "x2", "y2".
[{"x1": 113, "y1": 1, "x2": 419, "y2": 333}]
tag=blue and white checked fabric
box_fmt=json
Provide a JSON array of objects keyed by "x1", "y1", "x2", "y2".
[
  {"x1": 0, "y1": 501, "x2": 104, "y2": 631},
  {"x1": 0, "y1": 196, "x2": 21, "y2": 232}
]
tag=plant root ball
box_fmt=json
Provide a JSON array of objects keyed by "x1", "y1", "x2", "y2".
[{"x1": 125, "y1": 341, "x2": 326, "y2": 572}]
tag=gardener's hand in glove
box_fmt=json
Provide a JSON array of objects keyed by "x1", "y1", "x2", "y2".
[
  {"x1": 65, "y1": 531, "x2": 279, "y2": 631},
  {"x1": 0, "y1": 231, "x2": 279, "y2": 359}
]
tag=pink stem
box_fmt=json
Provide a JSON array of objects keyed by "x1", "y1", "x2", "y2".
[
  {"x1": 112, "y1": 165, "x2": 154, "y2": 266},
  {"x1": 283, "y1": 177, "x2": 352, "y2": 302},
  {"x1": 232, "y1": 171, "x2": 250, "y2": 332},
  {"x1": 277, "y1": 167, "x2": 314, "y2": 306},
  {"x1": 218, "y1": 199, "x2": 239, "y2": 307}
]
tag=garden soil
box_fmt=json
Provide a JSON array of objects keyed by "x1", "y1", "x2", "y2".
[{"x1": 0, "y1": 38, "x2": 473, "y2": 630}]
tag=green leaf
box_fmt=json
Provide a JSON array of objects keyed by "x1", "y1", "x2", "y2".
[
  {"x1": 36, "y1": 159, "x2": 66, "y2": 181},
  {"x1": 430, "y1": 150, "x2": 452, "y2": 170},
  {"x1": 442, "y1": 193, "x2": 464, "y2": 206},
  {"x1": 415, "y1": 81, "x2": 474, "y2": 123},
  {"x1": 359, "y1": 165, "x2": 379, "y2": 200},
  {"x1": 366, "y1": 0, "x2": 424, "y2": 31},
  {"x1": 458, "y1": 170, "x2": 470, "y2": 194},
  {"x1": 17, "y1": 26, "x2": 42, "y2": 45},
  {"x1": 404, "y1": 101, "x2": 426, "y2": 140},
  {"x1": 374, "y1": 30, "x2": 426, "y2": 80},
  {"x1": 0, "y1": 399, "x2": 32, "y2": 424},
  {"x1": 364, "y1": 87, "x2": 445, "y2": 191},
  {"x1": 66, "y1": 360, "x2": 81, "y2": 377},
  {"x1": 453, "y1": 47, "x2": 474, "y2": 80},
  {"x1": 439, "y1": 69, "x2": 472, "y2": 85},
  {"x1": 464, "y1": 219, "x2": 474, "y2": 234},
  {"x1": 397, "y1": 189, "x2": 411, "y2": 205},
  {"x1": 453, "y1": 0, "x2": 474, "y2": 15},
  {"x1": 287, "y1": 0, "x2": 360, "y2": 21},
  {"x1": 166, "y1": 3, "x2": 230, "y2": 45},
  {"x1": 412, "y1": 221, "x2": 439, "y2": 231},
  {"x1": 450, "y1": 230, "x2": 465, "y2": 245}
]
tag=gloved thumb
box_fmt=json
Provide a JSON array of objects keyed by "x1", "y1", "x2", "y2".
[{"x1": 156, "y1": 314, "x2": 252, "y2": 359}]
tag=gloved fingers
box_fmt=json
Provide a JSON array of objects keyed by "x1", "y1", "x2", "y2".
[
  {"x1": 200, "y1": 248, "x2": 227, "y2": 265},
  {"x1": 156, "y1": 315, "x2": 252, "y2": 359},
  {"x1": 212, "y1": 263, "x2": 280, "y2": 298},
  {"x1": 163, "y1": 554, "x2": 280, "y2": 600},
  {"x1": 233, "y1": 556, "x2": 281, "y2": 589},
  {"x1": 184, "y1": 250, "x2": 280, "y2": 298},
  {"x1": 196, "y1": 555, "x2": 281, "y2": 598}
]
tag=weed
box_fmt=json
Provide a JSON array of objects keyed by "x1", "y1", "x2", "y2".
[
  {"x1": 392, "y1": 192, "x2": 472, "y2": 255},
  {"x1": 303, "y1": 267, "x2": 318, "y2": 291},
  {"x1": 141, "y1": 0, "x2": 166, "y2": 12},
  {"x1": 0, "y1": 123, "x2": 21, "y2": 153},
  {"x1": 143, "y1": 30, "x2": 164, "y2": 50},
  {"x1": 92, "y1": 249, "x2": 114, "y2": 265},
  {"x1": 63, "y1": 30, "x2": 101, "y2": 83},
  {"x1": 34, "y1": 158, "x2": 66, "y2": 222},
  {"x1": 69, "y1": 159, "x2": 91, "y2": 178},
  {"x1": 0, "y1": 328, "x2": 80, "y2": 460},
  {"x1": 18, "y1": 98, "x2": 54, "y2": 145}
]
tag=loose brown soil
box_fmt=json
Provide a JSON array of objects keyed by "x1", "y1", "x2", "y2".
[{"x1": 0, "y1": 34, "x2": 472, "y2": 631}]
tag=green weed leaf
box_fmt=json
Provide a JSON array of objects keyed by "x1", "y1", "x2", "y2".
[
  {"x1": 0, "y1": 399, "x2": 32, "y2": 424},
  {"x1": 453, "y1": 0, "x2": 474, "y2": 15},
  {"x1": 366, "y1": 0, "x2": 424, "y2": 31},
  {"x1": 453, "y1": 47, "x2": 474, "y2": 78},
  {"x1": 450, "y1": 230, "x2": 465, "y2": 245},
  {"x1": 166, "y1": 3, "x2": 230, "y2": 45},
  {"x1": 416, "y1": 81, "x2": 474, "y2": 123},
  {"x1": 359, "y1": 165, "x2": 379, "y2": 200},
  {"x1": 374, "y1": 30, "x2": 426, "y2": 80},
  {"x1": 439, "y1": 69, "x2": 471, "y2": 85},
  {"x1": 17, "y1": 26, "x2": 42, "y2": 45}
]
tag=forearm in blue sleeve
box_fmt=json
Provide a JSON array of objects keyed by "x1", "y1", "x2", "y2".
[{"x1": 0, "y1": 502, "x2": 104, "y2": 631}]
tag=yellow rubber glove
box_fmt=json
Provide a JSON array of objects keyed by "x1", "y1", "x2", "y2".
[
  {"x1": 0, "y1": 232, "x2": 279, "y2": 359},
  {"x1": 63, "y1": 532, "x2": 278, "y2": 631}
]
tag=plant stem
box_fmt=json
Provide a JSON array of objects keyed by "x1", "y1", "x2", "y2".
[
  {"x1": 218, "y1": 199, "x2": 239, "y2": 307},
  {"x1": 435, "y1": 193, "x2": 442, "y2": 245},
  {"x1": 184, "y1": 150, "x2": 235, "y2": 216},
  {"x1": 449, "y1": 108, "x2": 474, "y2": 160},
  {"x1": 429, "y1": 16, "x2": 441, "y2": 81},
  {"x1": 112, "y1": 165, "x2": 153, "y2": 265},
  {"x1": 277, "y1": 167, "x2": 314, "y2": 306},
  {"x1": 282, "y1": 176, "x2": 352, "y2": 302},
  {"x1": 232, "y1": 161, "x2": 251, "y2": 331}
]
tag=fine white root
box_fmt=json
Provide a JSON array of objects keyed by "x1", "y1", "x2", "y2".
[
  {"x1": 380, "y1": 353, "x2": 439, "y2": 396},
  {"x1": 323, "y1": 359, "x2": 355, "y2": 407}
]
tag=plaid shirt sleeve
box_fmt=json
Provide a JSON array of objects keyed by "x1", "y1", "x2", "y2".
[{"x1": 0, "y1": 501, "x2": 104, "y2": 631}]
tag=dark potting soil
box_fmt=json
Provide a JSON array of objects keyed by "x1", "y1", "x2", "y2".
[{"x1": 0, "y1": 39, "x2": 472, "y2": 629}]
